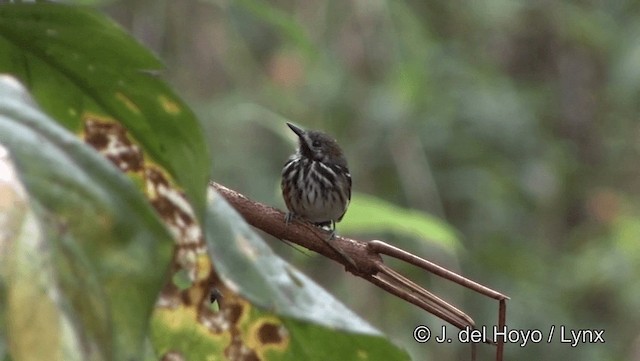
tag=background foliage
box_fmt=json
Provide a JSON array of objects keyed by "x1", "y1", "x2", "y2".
[{"x1": 98, "y1": 1, "x2": 640, "y2": 360}]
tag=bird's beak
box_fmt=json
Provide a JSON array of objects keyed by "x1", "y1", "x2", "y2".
[{"x1": 287, "y1": 122, "x2": 305, "y2": 138}]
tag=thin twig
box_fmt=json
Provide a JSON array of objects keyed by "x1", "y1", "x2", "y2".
[{"x1": 368, "y1": 240, "x2": 509, "y2": 301}]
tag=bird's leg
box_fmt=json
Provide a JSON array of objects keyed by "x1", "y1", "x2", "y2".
[
  {"x1": 327, "y1": 220, "x2": 336, "y2": 240},
  {"x1": 318, "y1": 220, "x2": 356, "y2": 269},
  {"x1": 284, "y1": 211, "x2": 295, "y2": 225},
  {"x1": 288, "y1": 217, "x2": 356, "y2": 269}
]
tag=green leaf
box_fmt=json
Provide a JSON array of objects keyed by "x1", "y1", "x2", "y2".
[
  {"x1": 0, "y1": 75, "x2": 174, "y2": 360},
  {"x1": 200, "y1": 189, "x2": 411, "y2": 360},
  {"x1": 342, "y1": 192, "x2": 460, "y2": 253},
  {"x1": 0, "y1": 2, "x2": 210, "y2": 217}
]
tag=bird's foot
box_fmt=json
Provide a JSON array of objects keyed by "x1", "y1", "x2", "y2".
[{"x1": 284, "y1": 212, "x2": 295, "y2": 225}]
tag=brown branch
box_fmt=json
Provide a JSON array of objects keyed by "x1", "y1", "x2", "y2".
[
  {"x1": 210, "y1": 182, "x2": 380, "y2": 273},
  {"x1": 210, "y1": 181, "x2": 509, "y2": 360}
]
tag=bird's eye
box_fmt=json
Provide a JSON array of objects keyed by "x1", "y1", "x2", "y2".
[{"x1": 312, "y1": 140, "x2": 321, "y2": 147}]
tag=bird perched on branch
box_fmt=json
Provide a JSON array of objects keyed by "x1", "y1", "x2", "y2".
[{"x1": 281, "y1": 122, "x2": 352, "y2": 238}]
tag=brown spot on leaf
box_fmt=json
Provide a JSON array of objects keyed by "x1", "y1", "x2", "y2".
[
  {"x1": 145, "y1": 167, "x2": 170, "y2": 187},
  {"x1": 225, "y1": 337, "x2": 260, "y2": 361},
  {"x1": 150, "y1": 195, "x2": 175, "y2": 219},
  {"x1": 226, "y1": 303, "x2": 243, "y2": 324},
  {"x1": 83, "y1": 118, "x2": 143, "y2": 172},
  {"x1": 258, "y1": 322, "x2": 283, "y2": 344}
]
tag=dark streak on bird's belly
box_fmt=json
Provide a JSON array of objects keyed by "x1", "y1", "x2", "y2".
[{"x1": 294, "y1": 160, "x2": 345, "y2": 223}]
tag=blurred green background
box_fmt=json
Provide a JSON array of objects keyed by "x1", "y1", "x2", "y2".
[{"x1": 101, "y1": 0, "x2": 640, "y2": 360}]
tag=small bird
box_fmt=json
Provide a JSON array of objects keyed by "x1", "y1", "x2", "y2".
[{"x1": 281, "y1": 122, "x2": 352, "y2": 238}]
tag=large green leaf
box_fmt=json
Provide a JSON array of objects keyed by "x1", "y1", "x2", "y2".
[
  {"x1": 202, "y1": 189, "x2": 411, "y2": 360},
  {"x1": 0, "y1": 75, "x2": 174, "y2": 360},
  {"x1": 0, "y1": 2, "x2": 210, "y2": 217}
]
